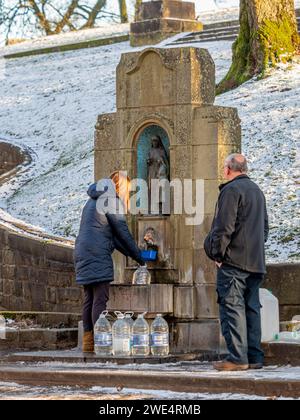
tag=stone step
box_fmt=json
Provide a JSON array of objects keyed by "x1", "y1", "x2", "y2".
[
  {"x1": 181, "y1": 30, "x2": 239, "y2": 42},
  {"x1": 0, "y1": 360, "x2": 299, "y2": 397},
  {"x1": 181, "y1": 25, "x2": 240, "y2": 38},
  {"x1": 203, "y1": 20, "x2": 240, "y2": 30},
  {"x1": 0, "y1": 311, "x2": 81, "y2": 328},
  {"x1": 2, "y1": 349, "x2": 217, "y2": 365},
  {"x1": 0, "y1": 312, "x2": 81, "y2": 351},
  {"x1": 0, "y1": 328, "x2": 78, "y2": 351},
  {"x1": 169, "y1": 15, "x2": 300, "y2": 45},
  {"x1": 171, "y1": 34, "x2": 237, "y2": 45}
]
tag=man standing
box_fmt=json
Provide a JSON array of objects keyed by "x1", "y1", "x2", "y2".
[{"x1": 204, "y1": 154, "x2": 269, "y2": 371}]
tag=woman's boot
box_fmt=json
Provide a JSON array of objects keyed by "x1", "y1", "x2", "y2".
[{"x1": 82, "y1": 331, "x2": 94, "y2": 353}]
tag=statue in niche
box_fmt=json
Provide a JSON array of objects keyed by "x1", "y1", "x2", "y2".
[{"x1": 147, "y1": 135, "x2": 170, "y2": 214}]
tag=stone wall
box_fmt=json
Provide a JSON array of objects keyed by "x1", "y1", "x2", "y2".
[
  {"x1": 0, "y1": 142, "x2": 30, "y2": 177},
  {"x1": 0, "y1": 223, "x2": 82, "y2": 313},
  {"x1": 264, "y1": 264, "x2": 300, "y2": 321}
]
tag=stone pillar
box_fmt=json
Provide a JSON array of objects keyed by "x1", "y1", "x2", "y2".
[{"x1": 130, "y1": 0, "x2": 203, "y2": 46}]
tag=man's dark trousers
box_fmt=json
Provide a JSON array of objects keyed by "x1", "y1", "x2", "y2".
[{"x1": 217, "y1": 264, "x2": 265, "y2": 365}]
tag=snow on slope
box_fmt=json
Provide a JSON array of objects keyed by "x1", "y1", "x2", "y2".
[{"x1": 0, "y1": 36, "x2": 299, "y2": 262}]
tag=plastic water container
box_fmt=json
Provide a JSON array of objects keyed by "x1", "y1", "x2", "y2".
[
  {"x1": 124, "y1": 312, "x2": 134, "y2": 350},
  {"x1": 259, "y1": 288, "x2": 280, "y2": 342},
  {"x1": 94, "y1": 310, "x2": 112, "y2": 356},
  {"x1": 112, "y1": 312, "x2": 131, "y2": 356},
  {"x1": 274, "y1": 331, "x2": 300, "y2": 342},
  {"x1": 132, "y1": 313, "x2": 150, "y2": 356},
  {"x1": 132, "y1": 265, "x2": 151, "y2": 285},
  {"x1": 150, "y1": 314, "x2": 169, "y2": 356},
  {"x1": 0, "y1": 316, "x2": 5, "y2": 340}
]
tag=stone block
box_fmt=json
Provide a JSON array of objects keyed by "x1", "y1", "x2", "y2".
[
  {"x1": 193, "y1": 248, "x2": 216, "y2": 284},
  {"x1": 193, "y1": 214, "x2": 214, "y2": 250},
  {"x1": 7, "y1": 231, "x2": 45, "y2": 258},
  {"x1": 2, "y1": 249, "x2": 15, "y2": 265},
  {"x1": 171, "y1": 146, "x2": 192, "y2": 179},
  {"x1": 124, "y1": 267, "x2": 178, "y2": 284},
  {"x1": 94, "y1": 149, "x2": 127, "y2": 181},
  {"x1": 139, "y1": 1, "x2": 196, "y2": 21},
  {"x1": 57, "y1": 287, "x2": 82, "y2": 303},
  {"x1": 194, "y1": 284, "x2": 219, "y2": 319},
  {"x1": 46, "y1": 287, "x2": 57, "y2": 305},
  {"x1": 173, "y1": 215, "x2": 193, "y2": 251},
  {"x1": 265, "y1": 264, "x2": 300, "y2": 306},
  {"x1": 192, "y1": 117, "x2": 218, "y2": 146},
  {"x1": 170, "y1": 320, "x2": 221, "y2": 353},
  {"x1": 44, "y1": 242, "x2": 74, "y2": 264},
  {"x1": 174, "y1": 248, "x2": 193, "y2": 284},
  {"x1": 117, "y1": 48, "x2": 214, "y2": 110},
  {"x1": 174, "y1": 286, "x2": 194, "y2": 318},
  {"x1": 1, "y1": 264, "x2": 16, "y2": 280},
  {"x1": 107, "y1": 284, "x2": 173, "y2": 314},
  {"x1": 95, "y1": 113, "x2": 117, "y2": 151}
]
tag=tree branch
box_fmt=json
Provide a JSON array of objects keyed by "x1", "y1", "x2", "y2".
[
  {"x1": 28, "y1": 0, "x2": 53, "y2": 34},
  {"x1": 80, "y1": 0, "x2": 106, "y2": 29},
  {"x1": 54, "y1": 0, "x2": 79, "y2": 34}
]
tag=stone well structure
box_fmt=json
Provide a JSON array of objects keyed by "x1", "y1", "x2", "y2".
[
  {"x1": 94, "y1": 46, "x2": 241, "y2": 354},
  {"x1": 130, "y1": 0, "x2": 203, "y2": 46}
]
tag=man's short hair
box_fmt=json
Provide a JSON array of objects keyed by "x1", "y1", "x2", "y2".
[{"x1": 225, "y1": 154, "x2": 248, "y2": 173}]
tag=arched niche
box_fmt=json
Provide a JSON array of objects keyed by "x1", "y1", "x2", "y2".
[{"x1": 136, "y1": 124, "x2": 170, "y2": 183}]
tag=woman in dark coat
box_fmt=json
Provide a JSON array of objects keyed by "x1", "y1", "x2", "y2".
[{"x1": 74, "y1": 173, "x2": 144, "y2": 352}]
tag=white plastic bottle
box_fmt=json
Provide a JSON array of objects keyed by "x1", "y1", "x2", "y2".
[
  {"x1": 112, "y1": 312, "x2": 131, "y2": 356},
  {"x1": 124, "y1": 312, "x2": 134, "y2": 350},
  {"x1": 259, "y1": 289, "x2": 280, "y2": 342},
  {"x1": 132, "y1": 313, "x2": 150, "y2": 356},
  {"x1": 151, "y1": 314, "x2": 169, "y2": 356},
  {"x1": 132, "y1": 265, "x2": 151, "y2": 285},
  {"x1": 274, "y1": 331, "x2": 300, "y2": 342},
  {"x1": 94, "y1": 310, "x2": 112, "y2": 356},
  {"x1": 0, "y1": 315, "x2": 6, "y2": 340}
]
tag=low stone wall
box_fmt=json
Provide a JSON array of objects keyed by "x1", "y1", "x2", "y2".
[
  {"x1": 0, "y1": 221, "x2": 299, "y2": 320},
  {"x1": 0, "y1": 223, "x2": 82, "y2": 313},
  {"x1": 264, "y1": 263, "x2": 300, "y2": 321},
  {"x1": 0, "y1": 142, "x2": 29, "y2": 177}
]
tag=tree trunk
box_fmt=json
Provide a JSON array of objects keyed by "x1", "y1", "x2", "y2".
[
  {"x1": 118, "y1": 0, "x2": 128, "y2": 23},
  {"x1": 134, "y1": 0, "x2": 143, "y2": 21},
  {"x1": 218, "y1": 0, "x2": 299, "y2": 93}
]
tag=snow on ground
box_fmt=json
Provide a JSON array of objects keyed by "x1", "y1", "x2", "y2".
[
  {"x1": 216, "y1": 65, "x2": 300, "y2": 262},
  {"x1": 0, "y1": 23, "x2": 130, "y2": 57},
  {"x1": 0, "y1": 22, "x2": 299, "y2": 262}
]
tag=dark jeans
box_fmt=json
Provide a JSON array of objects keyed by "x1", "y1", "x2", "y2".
[
  {"x1": 217, "y1": 264, "x2": 264, "y2": 365},
  {"x1": 82, "y1": 281, "x2": 110, "y2": 332}
]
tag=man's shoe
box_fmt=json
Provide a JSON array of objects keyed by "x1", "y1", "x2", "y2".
[
  {"x1": 213, "y1": 360, "x2": 249, "y2": 371},
  {"x1": 82, "y1": 331, "x2": 94, "y2": 353},
  {"x1": 248, "y1": 363, "x2": 263, "y2": 369}
]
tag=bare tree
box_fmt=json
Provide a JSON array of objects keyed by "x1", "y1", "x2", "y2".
[
  {"x1": 1, "y1": 0, "x2": 117, "y2": 41},
  {"x1": 134, "y1": 0, "x2": 142, "y2": 20},
  {"x1": 118, "y1": 0, "x2": 128, "y2": 23},
  {"x1": 218, "y1": 0, "x2": 299, "y2": 93}
]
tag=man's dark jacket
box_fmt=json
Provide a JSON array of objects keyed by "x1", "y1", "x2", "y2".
[
  {"x1": 74, "y1": 182, "x2": 144, "y2": 285},
  {"x1": 204, "y1": 174, "x2": 269, "y2": 273}
]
